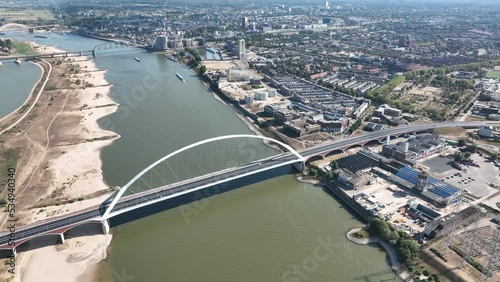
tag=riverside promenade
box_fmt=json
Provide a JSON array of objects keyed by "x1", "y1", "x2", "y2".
[{"x1": 346, "y1": 228, "x2": 413, "y2": 281}]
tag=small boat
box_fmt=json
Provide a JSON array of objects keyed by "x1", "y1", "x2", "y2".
[
  {"x1": 0, "y1": 62, "x2": 3, "y2": 66},
  {"x1": 134, "y1": 57, "x2": 140, "y2": 62},
  {"x1": 166, "y1": 55, "x2": 179, "y2": 63},
  {"x1": 34, "y1": 35, "x2": 48, "y2": 39},
  {"x1": 14, "y1": 58, "x2": 21, "y2": 64},
  {"x1": 176, "y1": 73, "x2": 185, "y2": 82}
]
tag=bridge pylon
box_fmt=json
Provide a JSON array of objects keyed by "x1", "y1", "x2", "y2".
[
  {"x1": 59, "y1": 234, "x2": 65, "y2": 244},
  {"x1": 101, "y1": 219, "x2": 110, "y2": 235},
  {"x1": 92, "y1": 50, "x2": 96, "y2": 58}
]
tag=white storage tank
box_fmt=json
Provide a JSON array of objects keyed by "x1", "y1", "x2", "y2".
[
  {"x1": 244, "y1": 94, "x2": 254, "y2": 104},
  {"x1": 254, "y1": 91, "x2": 268, "y2": 101},
  {"x1": 267, "y1": 88, "x2": 277, "y2": 98}
]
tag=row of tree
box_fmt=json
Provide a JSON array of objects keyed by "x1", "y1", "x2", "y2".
[
  {"x1": 0, "y1": 38, "x2": 13, "y2": 49},
  {"x1": 369, "y1": 218, "x2": 420, "y2": 266},
  {"x1": 365, "y1": 75, "x2": 406, "y2": 105}
]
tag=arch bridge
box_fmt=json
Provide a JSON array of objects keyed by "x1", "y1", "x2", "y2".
[
  {"x1": 0, "y1": 121, "x2": 497, "y2": 255},
  {"x1": 0, "y1": 24, "x2": 59, "y2": 32},
  {"x1": 0, "y1": 135, "x2": 303, "y2": 255}
]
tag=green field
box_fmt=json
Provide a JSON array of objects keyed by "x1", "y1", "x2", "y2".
[
  {"x1": 0, "y1": 8, "x2": 54, "y2": 23},
  {"x1": 486, "y1": 70, "x2": 500, "y2": 79},
  {"x1": 13, "y1": 41, "x2": 36, "y2": 55}
]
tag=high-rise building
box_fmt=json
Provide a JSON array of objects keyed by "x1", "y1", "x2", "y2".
[
  {"x1": 242, "y1": 16, "x2": 248, "y2": 29},
  {"x1": 238, "y1": 39, "x2": 246, "y2": 60},
  {"x1": 325, "y1": 0, "x2": 330, "y2": 9},
  {"x1": 154, "y1": 36, "x2": 167, "y2": 51}
]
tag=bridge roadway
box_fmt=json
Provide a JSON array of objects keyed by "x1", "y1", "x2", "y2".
[
  {"x1": 299, "y1": 121, "x2": 494, "y2": 158},
  {"x1": 0, "y1": 121, "x2": 497, "y2": 248},
  {"x1": 0, "y1": 50, "x2": 95, "y2": 61},
  {"x1": 0, "y1": 154, "x2": 298, "y2": 247}
]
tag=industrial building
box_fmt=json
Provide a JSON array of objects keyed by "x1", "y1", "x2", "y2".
[
  {"x1": 382, "y1": 134, "x2": 447, "y2": 163},
  {"x1": 395, "y1": 167, "x2": 461, "y2": 206},
  {"x1": 374, "y1": 104, "x2": 402, "y2": 118},
  {"x1": 273, "y1": 109, "x2": 294, "y2": 125},
  {"x1": 227, "y1": 69, "x2": 251, "y2": 82},
  {"x1": 335, "y1": 150, "x2": 386, "y2": 190},
  {"x1": 364, "y1": 122, "x2": 385, "y2": 132},
  {"x1": 424, "y1": 206, "x2": 481, "y2": 238},
  {"x1": 478, "y1": 125, "x2": 494, "y2": 138},
  {"x1": 317, "y1": 118, "x2": 349, "y2": 133},
  {"x1": 283, "y1": 119, "x2": 321, "y2": 137}
]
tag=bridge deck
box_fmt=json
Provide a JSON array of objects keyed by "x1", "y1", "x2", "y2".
[
  {"x1": 0, "y1": 50, "x2": 94, "y2": 61},
  {"x1": 0, "y1": 121, "x2": 498, "y2": 249},
  {"x1": 0, "y1": 153, "x2": 299, "y2": 248}
]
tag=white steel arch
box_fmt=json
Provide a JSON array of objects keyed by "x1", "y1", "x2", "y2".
[
  {"x1": 0, "y1": 23, "x2": 30, "y2": 31},
  {"x1": 101, "y1": 134, "x2": 303, "y2": 218}
]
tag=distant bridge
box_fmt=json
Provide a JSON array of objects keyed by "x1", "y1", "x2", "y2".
[
  {"x1": 0, "y1": 38, "x2": 149, "y2": 62},
  {"x1": 0, "y1": 121, "x2": 498, "y2": 256},
  {"x1": 0, "y1": 24, "x2": 59, "y2": 32},
  {"x1": 0, "y1": 50, "x2": 96, "y2": 62}
]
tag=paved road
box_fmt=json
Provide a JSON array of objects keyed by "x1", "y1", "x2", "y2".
[
  {"x1": 300, "y1": 121, "x2": 494, "y2": 157},
  {"x1": 0, "y1": 121, "x2": 497, "y2": 247}
]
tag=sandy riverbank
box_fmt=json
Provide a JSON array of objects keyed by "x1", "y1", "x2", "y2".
[{"x1": 10, "y1": 44, "x2": 118, "y2": 282}]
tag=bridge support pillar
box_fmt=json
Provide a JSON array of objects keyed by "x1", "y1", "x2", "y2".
[
  {"x1": 92, "y1": 50, "x2": 96, "y2": 58},
  {"x1": 292, "y1": 161, "x2": 305, "y2": 173},
  {"x1": 59, "y1": 233, "x2": 65, "y2": 244},
  {"x1": 79, "y1": 52, "x2": 82, "y2": 56},
  {"x1": 386, "y1": 135, "x2": 390, "y2": 145},
  {"x1": 101, "y1": 219, "x2": 110, "y2": 235}
]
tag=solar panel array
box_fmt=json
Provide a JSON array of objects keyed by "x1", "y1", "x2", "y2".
[
  {"x1": 337, "y1": 152, "x2": 379, "y2": 173},
  {"x1": 395, "y1": 166, "x2": 460, "y2": 199}
]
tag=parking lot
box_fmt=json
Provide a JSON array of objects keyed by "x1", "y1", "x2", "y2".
[{"x1": 421, "y1": 153, "x2": 498, "y2": 198}]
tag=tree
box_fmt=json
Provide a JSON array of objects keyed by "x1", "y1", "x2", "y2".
[
  {"x1": 396, "y1": 239, "x2": 420, "y2": 266},
  {"x1": 389, "y1": 230, "x2": 400, "y2": 245},
  {"x1": 0, "y1": 198, "x2": 7, "y2": 207},
  {"x1": 464, "y1": 152, "x2": 471, "y2": 159},
  {"x1": 329, "y1": 160, "x2": 339, "y2": 170},
  {"x1": 454, "y1": 151, "x2": 464, "y2": 162},
  {"x1": 199, "y1": 65, "x2": 207, "y2": 75},
  {"x1": 397, "y1": 247, "x2": 413, "y2": 265},
  {"x1": 370, "y1": 218, "x2": 391, "y2": 241},
  {"x1": 326, "y1": 171, "x2": 334, "y2": 180},
  {"x1": 458, "y1": 138, "x2": 467, "y2": 146},
  {"x1": 489, "y1": 152, "x2": 498, "y2": 161},
  {"x1": 309, "y1": 167, "x2": 318, "y2": 177},
  {"x1": 464, "y1": 144, "x2": 477, "y2": 153}
]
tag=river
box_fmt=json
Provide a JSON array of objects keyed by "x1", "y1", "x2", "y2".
[{"x1": 3, "y1": 32, "x2": 396, "y2": 282}]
